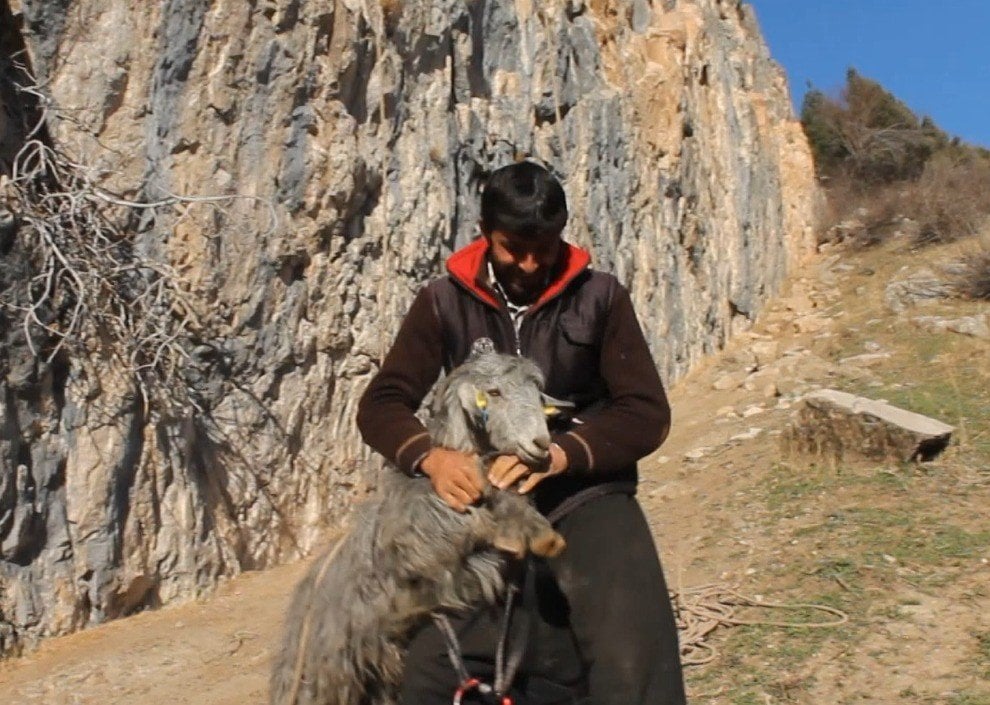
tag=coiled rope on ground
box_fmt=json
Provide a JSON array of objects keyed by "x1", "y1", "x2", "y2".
[{"x1": 671, "y1": 584, "x2": 850, "y2": 666}]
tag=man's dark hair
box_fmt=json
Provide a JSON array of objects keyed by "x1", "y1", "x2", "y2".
[{"x1": 480, "y1": 161, "x2": 568, "y2": 239}]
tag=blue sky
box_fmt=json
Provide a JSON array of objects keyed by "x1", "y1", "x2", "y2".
[{"x1": 748, "y1": 1, "x2": 990, "y2": 148}]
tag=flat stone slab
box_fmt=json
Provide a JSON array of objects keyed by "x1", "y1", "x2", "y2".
[
  {"x1": 781, "y1": 389, "x2": 954, "y2": 462},
  {"x1": 884, "y1": 268, "x2": 954, "y2": 313},
  {"x1": 912, "y1": 314, "x2": 990, "y2": 340}
]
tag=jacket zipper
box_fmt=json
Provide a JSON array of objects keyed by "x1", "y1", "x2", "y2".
[
  {"x1": 504, "y1": 308, "x2": 522, "y2": 356},
  {"x1": 448, "y1": 264, "x2": 581, "y2": 358}
]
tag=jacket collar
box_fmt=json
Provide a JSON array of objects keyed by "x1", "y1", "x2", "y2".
[{"x1": 446, "y1": 237, "x2": 591, "y2": 311}]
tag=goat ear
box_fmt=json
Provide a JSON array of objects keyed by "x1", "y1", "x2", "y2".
[
  {"x1": 541, "y1": 392, "x2": 575, "y2": 416},
  {"x1": 456, "y1": 382, "x2": 481, "y2": 415}
]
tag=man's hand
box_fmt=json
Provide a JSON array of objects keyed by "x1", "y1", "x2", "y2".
[
  {"x1": 420, "y1": 448, "x2": 485, "y2": 512},
  {"x1": 489, "y1": 443, "x2": 569, "y2": 494}
]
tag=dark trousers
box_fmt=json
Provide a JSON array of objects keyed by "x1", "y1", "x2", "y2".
[{"x1": 398, "y1": 493, "x2": 687, "y2": 705}]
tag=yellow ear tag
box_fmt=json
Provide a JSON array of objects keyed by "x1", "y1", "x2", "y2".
[
  {"x1": 475, "y1": 390, "x2": 488, "y2": 410},
  {"x1": 543, "y1": 405, "x2": 558, "y2": 416}
]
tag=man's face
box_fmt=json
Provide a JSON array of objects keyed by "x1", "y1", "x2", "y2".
[{"x1": 485, "y1": 228, "x2": 563, "y2": 305}]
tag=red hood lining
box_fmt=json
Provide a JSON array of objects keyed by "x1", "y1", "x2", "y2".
[{"x1": 445, "y1": 238, "x2": 591, "y2": 310}]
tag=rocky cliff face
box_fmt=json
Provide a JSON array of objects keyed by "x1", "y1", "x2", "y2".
[{"x1": 0, "y1": 0, "x2": 818, "y2": 654}]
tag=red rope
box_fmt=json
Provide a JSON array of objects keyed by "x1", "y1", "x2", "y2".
[{"x1": 453, "y1": 678, "x2": 481, "y2": 705}]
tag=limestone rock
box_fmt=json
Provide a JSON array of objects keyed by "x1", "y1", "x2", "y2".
[
  {"x1": 713, "y1": 370, "x2": 749, "y2": 391},
  {"x1": 912, "y1": 314, "x2": 990, "y2": 340},
  {"x1": 837, "y1": 352, "x2": 892, "y2": 367},
  {"x1": 730, "y1": 427, "x2": 763, "y2": 442},
  {"x1": 750, "y1": 341, "x2": 780, "y2": 368},
  {"x1": 884, "y1": 268, "x2": 954, "y2": 313},
  {"x1": 825, "y1": 218, "x2": 866, "y2": 243},
  {"x1": 781, "y1": 389, "x2": 954, "y2": 462},
  {"x1": 793, "y1": 314, "x2": 830, "y2": 334},
  {"x1": 741, "y1": 404, "x2": 765, "y2": 418}
]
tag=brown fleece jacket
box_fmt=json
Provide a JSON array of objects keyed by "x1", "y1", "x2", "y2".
[{"x1": 356, "y1": 239, "x2": 670, "y2": 497}]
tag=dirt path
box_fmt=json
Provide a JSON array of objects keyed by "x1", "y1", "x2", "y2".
[
  {"x1": 0, "y1": 560, "x2": 309, "y2": 705},
  {"x1": 2, "y1": 241, "x2": 988, "y2": 704}
]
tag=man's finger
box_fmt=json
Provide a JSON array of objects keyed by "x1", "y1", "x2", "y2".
[
  {"x1": 462, "y1": 465, "x2": 487, "y2": 493},
  {"x1": 493, "y1": 463, "x2": 530, "y2": 490},
  {"x1": 448, "y1": 481, "x2": 476, "y2": 504},
  {"x1": 442, "y1": 485, "x2": 473, "y2": 512},
  {"x1": 448, "y1": 466, "x2": 482, "y2": 497},
  {"x1": 445, "y1": 496, "x2": 467, "y2": 513},
  {"x1": 517, "y1": 472, "x2": 548, "y2": 494},
  {"x1": 487, "y1": 455, "x2": 521, "y2": 484},
  {"x1": 455, "y1": 480, "x2": 483, "y2": 502}
]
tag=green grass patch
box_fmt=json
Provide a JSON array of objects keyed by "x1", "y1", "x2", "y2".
[
  {"x1": 828, "y1": 292, "x2": 990, "y2": 459},
  {"x1": 763, "y1": 462, "x2": 829, "y2": 503},
  {"x1": 976, "y1": 631, "x2": 990, "y2": 679},
  {"x1": 844, "y1": 330, "x2": 990, "y2": 457},
  {"x1": 689, "y1": 287, "x2": 990, "y2": 701},
  {"x1": 758, "y1": 462, "x2": 988, "y2": 573},
  {"x1": 947, "y1": 693, "x2": 990, "y2": 705},
  {"x1": 687, "y1": 623, "x2": 838, "y2": 704}
]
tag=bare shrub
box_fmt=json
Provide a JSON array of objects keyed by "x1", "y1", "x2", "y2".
[
  {"x1": 1, "y1": 70, "x2": 275, "y2": 415},
  {"x1": 950, "y1": 237, "x2": 990, "y2": 300},
  {"x1": 906, "y1": 153, "x2": 990, "y2": 244},
  {"x1": 821, "y1": 154, "x2": 990, "y2": 247},
  {"x1": 818, "y1": 176, "x2": 906, "y2": 245}
]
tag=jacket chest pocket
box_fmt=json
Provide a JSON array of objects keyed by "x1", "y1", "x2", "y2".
[
  {"x1": 559, "y1": 313, "x2": 599, "y2": 346},
  {"x1": 553, "y1": 313, "x2": 602, "y2": 387}
]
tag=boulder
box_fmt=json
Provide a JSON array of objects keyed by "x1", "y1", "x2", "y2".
[
  {"x1": 781, "y1": 389, "x2": 954, "y2": 462},
  {"x1": 884, "y1": 268, "x2": 954, "y2": 313},
  {"x1": 750, "y1": 340, "x2": 780, "y2": 368},
  {"x1": 713, "y1": 370, "x2": 750, "y2": 391},
  {"x1": 912, "y1": 314, "x2": 990, "y2": 340}
]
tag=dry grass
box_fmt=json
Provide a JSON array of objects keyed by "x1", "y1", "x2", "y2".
[{"x1": 682, "y1": 240, "x2": 990, "y2": 704}]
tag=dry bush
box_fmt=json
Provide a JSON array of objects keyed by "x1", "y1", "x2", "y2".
[
  {"x1": 905, "y1": 153, "x2": 990, "y2": 244},
  {"x1": 950, "y1": 237, "x2": 990, "y2": 300},
  {"x1": 821, "y1": 153, "x2": 990, "y2": 247},
  {"x1": 3, "y1": 139, "x2": 201, "y2": 412},
  {"x1": 805, "y1": 69, "x2": 990, "y2": 250},
  {"x1": 818, "y1": 176, "x2": 907, "y2": 245}
]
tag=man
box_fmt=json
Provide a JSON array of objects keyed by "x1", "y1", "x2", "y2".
[{"x1": 357, "y1": 161, "x2": 686, "y2": 705}]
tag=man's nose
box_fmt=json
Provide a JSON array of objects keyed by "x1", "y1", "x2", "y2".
[{"x1": 517, "y1": 252, "x2": 540, "y2": 274}]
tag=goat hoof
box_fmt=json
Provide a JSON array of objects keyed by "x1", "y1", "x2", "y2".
[{"x1": 529, "y1": 531, "x2": 566, "y2": 558}]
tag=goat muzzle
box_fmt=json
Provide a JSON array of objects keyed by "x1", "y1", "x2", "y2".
[{"x1": 528, "y1": 530, "x2": 566, "y2": 558}]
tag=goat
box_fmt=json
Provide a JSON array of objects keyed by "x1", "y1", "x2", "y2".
[{"x1": 270, "y1": 348, "x2": 566, "y2": 705}]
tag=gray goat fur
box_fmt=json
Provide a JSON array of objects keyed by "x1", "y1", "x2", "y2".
[{"x1": 270, "y1": 350, "x2": 566, "y2": 705}]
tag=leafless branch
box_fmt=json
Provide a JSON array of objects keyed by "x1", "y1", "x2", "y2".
[{"x1": 1, "y1": 68, "x2": 277, "y2": 417}]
